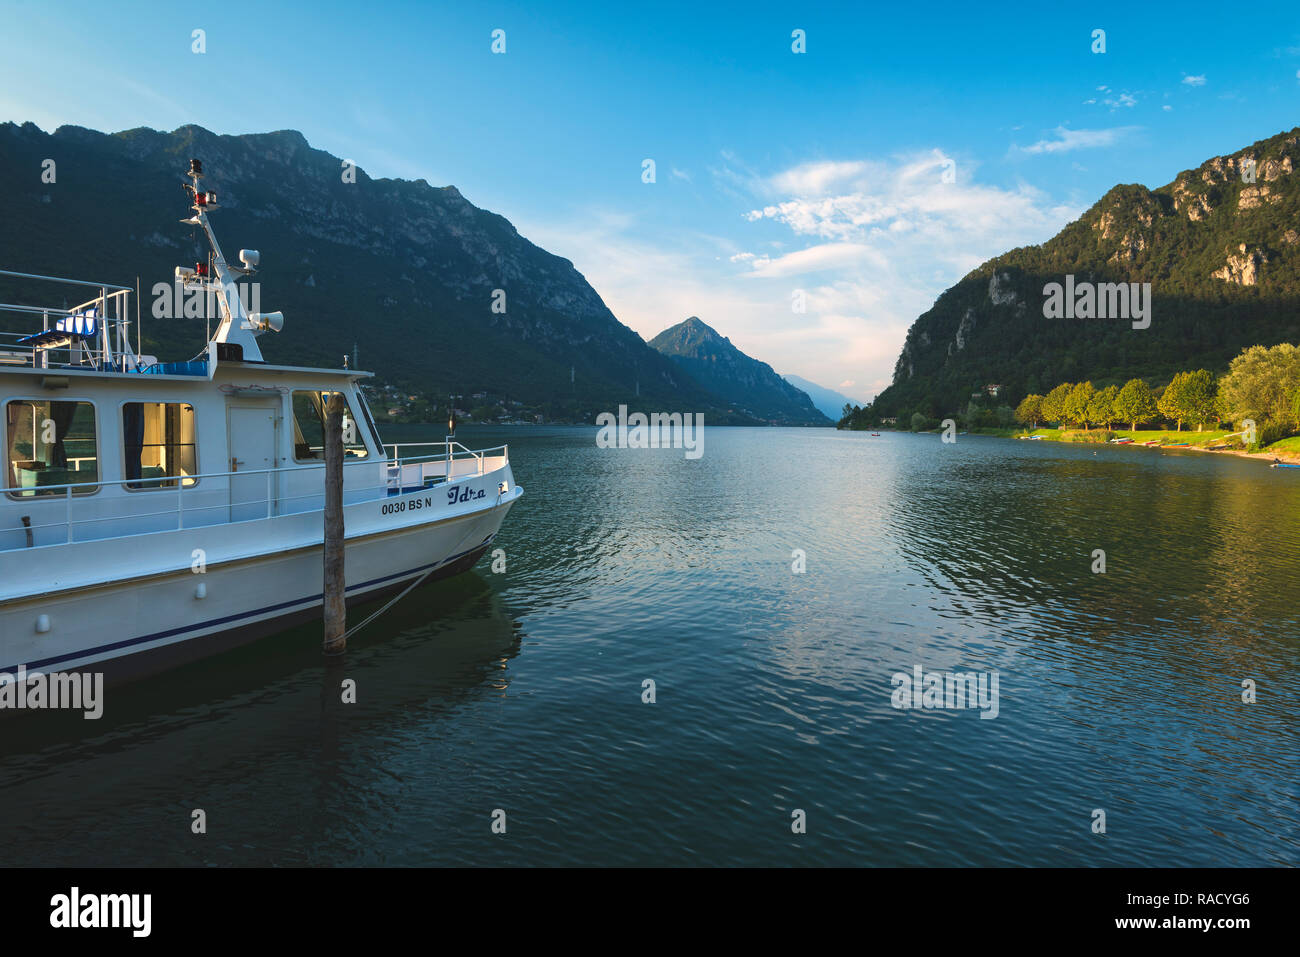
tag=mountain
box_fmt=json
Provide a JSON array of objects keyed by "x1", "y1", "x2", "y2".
[
  {"x1": 874, "y1": 126, "x2": 1300, "y2": 419},
  {"x1": 782, "y1": 374, "x2": 865, "y2": 421},
  {"x1": 649, "y1": 317, "x2": 830, "y2": 425},
  {"x1": 0, "y1": 121, "x2": 753, "y2": 423}
]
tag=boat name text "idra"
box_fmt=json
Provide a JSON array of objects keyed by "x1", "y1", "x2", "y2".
[{"x1": 448, "y1": 485, "x2": 487, "y2": 504}]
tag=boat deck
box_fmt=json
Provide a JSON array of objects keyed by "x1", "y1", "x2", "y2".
[{"x1": 0, "y1": 443, "x2": 509, "y2": 552}]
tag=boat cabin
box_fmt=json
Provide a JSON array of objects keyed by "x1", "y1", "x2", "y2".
[{"x1": 0, "y1": 159, "x2": 506, "y2": 554}]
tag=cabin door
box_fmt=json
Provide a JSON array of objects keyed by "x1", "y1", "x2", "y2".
[{"x1": 227, "y1": 403, "x2": 279, "y2": 522}]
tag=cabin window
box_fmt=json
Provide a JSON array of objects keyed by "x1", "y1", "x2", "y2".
[
  {"x1": 122, "y1": 402, "x2": 198, "y2": 489},
  {"x1": 5, "y1": 399, "x2": 99, "y2": 497},
  {"x1": 355, "y1": 390, "x2": 386, "y2": 455},
  {"x1": 291, "y1": 391, "x2": 370, "y2": 461}
]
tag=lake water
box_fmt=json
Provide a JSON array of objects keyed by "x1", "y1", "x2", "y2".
[{"x1": 1, "y1": 426, "x2": 1297, "y2": 866}]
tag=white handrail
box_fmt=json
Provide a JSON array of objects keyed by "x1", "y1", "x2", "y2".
[
  {"x1": 0, "y1": 283, "x2": 135, "y2": 371},
  {"x1": 2, "y1": 444, "x2": 511, "y2": 497},
  {"x1": 0, "y1": 268, "x2": 132, "y2": 292},
  {"x1": 384, "y1": 440, "x2": 502, "y2": 458},
  {"x1": 5, "y1": 444, "x2": 513, "y2": 549}
]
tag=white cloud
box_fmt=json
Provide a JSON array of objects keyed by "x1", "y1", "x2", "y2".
[
  {"x1": 746, "y1": 243, "x2": 888, "y2": 278},
  {"x1": 729, "y1": 151, "x2": 1081, "y2": 395},
  {"x1": 517, "y1": 150, "x2": 1082, "y2": 404},
  {"x1": 769, "y1": 160, "x2": 870, "y2": 197},
  {"x1": 1182, "y1": 74, "x2": 1207, "y2": 86},
  {"x1": 1017, "y1": 126, "x2": 1136, "y2": 154},
  {"x1": 1104, "y1": 92, "x2": 1137, "y2": 108}
]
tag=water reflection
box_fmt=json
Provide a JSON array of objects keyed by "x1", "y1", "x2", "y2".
[{"x1": 0, "y1": 573, "x2": 522, "y2": 865}]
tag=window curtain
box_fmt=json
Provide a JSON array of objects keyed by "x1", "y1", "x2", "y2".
[
  {"x1": 123, "y1": 403, "x2": 144, "y2": 481},
  {"x1": 49, "y1": 401, "x2": 77, "y2": 468}
]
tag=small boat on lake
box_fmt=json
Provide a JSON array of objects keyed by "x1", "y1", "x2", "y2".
[{"x1": 0, "y1": 159, "x2": 523, "y2": 683}]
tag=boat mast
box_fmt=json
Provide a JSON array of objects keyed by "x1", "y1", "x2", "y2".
[{"x1": 181, "y1": 159, "x2": 277, "y2": 362}]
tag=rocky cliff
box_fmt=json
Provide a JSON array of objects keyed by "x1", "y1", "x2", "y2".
[{"x1": 875, "y1": 126, "x2": 1300, "y2": 417}]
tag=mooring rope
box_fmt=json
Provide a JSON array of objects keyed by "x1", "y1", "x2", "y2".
[{"x1": 334, "y1": 487, "x2": 505, "y2": 645}]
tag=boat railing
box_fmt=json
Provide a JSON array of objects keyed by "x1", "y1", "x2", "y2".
[
  {"x1": 0, "y1": 270, "x2": 138, "y2": 372},
  {"x1": 385, "y1": 442, "x2": 512, "y2": 482},
  {"x1": 0, "y1": 444, "x2": 510, "y2": 550},
  {"x1": 383, "y1": 441, "x2": 495, "y2": 474}
]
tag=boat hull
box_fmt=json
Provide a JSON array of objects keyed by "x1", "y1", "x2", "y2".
[
  {"x1": 0, "y1": 484, "x2": 521, "y2": 685},
  {"x1": 95, "y1": 537, "x2": 496, "y2": 685}
]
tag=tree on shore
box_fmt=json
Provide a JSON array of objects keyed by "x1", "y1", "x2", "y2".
[
  {"x1": 837, "y1": 403, "x2": 878, "y2": 430},
  {"x1": 1064, "y1": 381, "x2": 1096, "y2": 429},
  {"x1": 1041, "y1": 382, "x2": 1073, "y2": 426},
  {"x1": 1113, "y1": 378, "x2": 1158, "y2": 431},
  {"x1": 1158, "y1": 374, "x2": 1186, "y2": 430},
  {"x1": 1217, "y1": 343, "x2": 1300, "y2": 430},
  {"x1": 1160, "y1": 369, "x2": 1216, "y2": 431},
  {"x1": 1088, "y1": 384, "x2": 1119, "y2": 430},
  {"x1": 1183, "y1": 370, "x2": 1217, "y2": 431},
  {"x1": 1015, "y1": 394, "x2": 1044, "y2": 428}
]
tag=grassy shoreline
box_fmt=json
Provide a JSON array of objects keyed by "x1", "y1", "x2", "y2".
[
  {"x1": 1006, "y1": 428, "x2": 1300, "y2": 464},
  {"x1": 862, "y1": 426, "x2": 1300, "y2": 463}
]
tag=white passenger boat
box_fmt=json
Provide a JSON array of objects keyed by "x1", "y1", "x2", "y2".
[{"x1": 0, "y1": 159, "x2": 522, "y2": 683}]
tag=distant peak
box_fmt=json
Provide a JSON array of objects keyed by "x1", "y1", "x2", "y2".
[
  {"x1": 263, "y1": 128, "x2": 310, "y2": 145},
  {"x1": 649, "y1": 316, "x2": 829, "y2": 424},
  {"x1": 669, "y1": 315, "x2": 721, "y2": 337}
]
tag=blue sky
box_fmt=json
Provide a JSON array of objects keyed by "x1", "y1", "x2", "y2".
[{"x1": 3, "y1": 0, "x2": 1300, "y2": 401}]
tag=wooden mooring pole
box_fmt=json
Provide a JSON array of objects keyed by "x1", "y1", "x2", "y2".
[{"x1": 323, "y1": 392, "x2": 346, "y2": 655}]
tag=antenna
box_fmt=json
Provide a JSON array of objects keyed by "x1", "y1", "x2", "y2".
[{"x1": 176, "y1": 157, "x2": 282, "y2": 362}]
